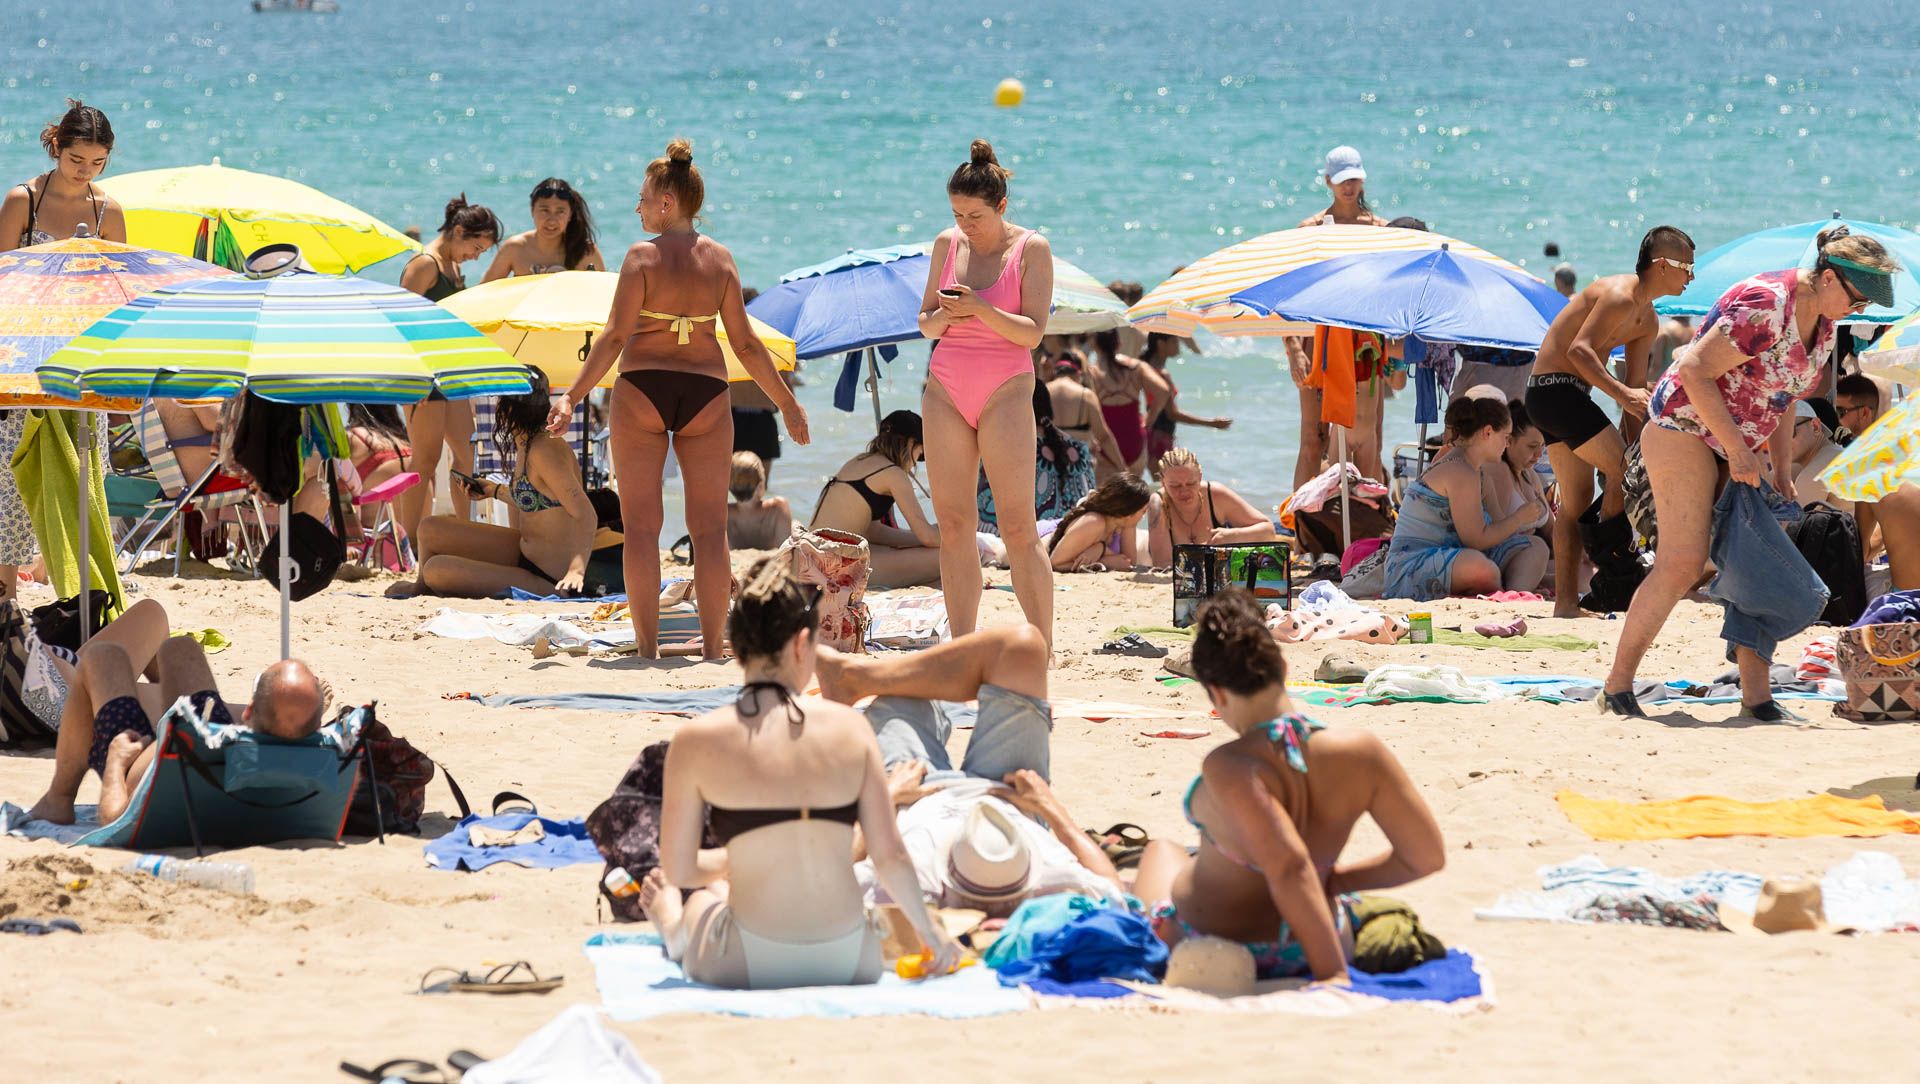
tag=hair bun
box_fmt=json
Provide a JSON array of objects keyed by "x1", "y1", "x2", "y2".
[
  {"x1": 970, "y1": 139, "x2": 997, "y2": 167},
  {"x1": 666, "y1": 138, "x2": 694, "y2": 165},
  {"x1": 444, "y1": 192, "x2": 470, "y2": 217}
]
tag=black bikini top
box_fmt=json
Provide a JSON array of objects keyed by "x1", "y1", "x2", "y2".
[{"x1": 707, "y1": 799, "x2": 860, "y2": 844}]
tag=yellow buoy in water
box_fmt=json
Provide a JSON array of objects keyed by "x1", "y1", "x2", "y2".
[{"x1": 993, "y1": 78, "x2": 1025, "y2": 108}]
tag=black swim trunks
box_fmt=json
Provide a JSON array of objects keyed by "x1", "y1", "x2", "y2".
[
  {"x1": 1525, "y1": 373, "x2": 1615, "y2": 450},
  {"x1": 89, "y1": 689, "x2": 239, "y2": 774},
  {"x1": 731, "y1": 408, "x2": 781, "y2": 464}
]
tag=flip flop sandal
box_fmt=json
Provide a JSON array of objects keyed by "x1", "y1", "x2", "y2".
[
  {"x1": 418, "y1": 960, "x2": 564, "y2": 996},
  {"x1": 0, "y1": 918, "x2": 81, "y2": 936},
  {"x1": 1098, "y1": 634, "x2": 1167, "y2": 658},
  {"x1": 668, "y1": 535, "x2": 693, "y2": 565},
  {"x1": 1086, "y1": 822, "x2": 1152, "y2": 868},
  {"x1": 338, "y1": 1058, "x2": 447, "y2": 1083},
  {"x1": 1473, "y1": 617, "x2": 1528, "y2": 638}
]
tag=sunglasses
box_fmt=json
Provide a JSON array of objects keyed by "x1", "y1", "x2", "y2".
[
  {"x1": 1653, "y1": 256, "x2": 1694, "y2": 274},
  {"x1": 1835, "y1": 273, "x2": 1870, "y2": 312},
  {"x1": 532, "y1": 184, "x2": 574, "y2": 200}
]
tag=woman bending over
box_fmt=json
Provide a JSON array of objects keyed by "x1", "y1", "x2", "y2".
[{"x1": 1047, "y1": 473, "x2": 1151, "y2": 572}]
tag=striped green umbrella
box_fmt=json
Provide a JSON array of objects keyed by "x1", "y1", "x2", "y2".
[
  {"x1": 38, "y1": 271, "x2": 532, "y2": 405},
  {"x1": 1046, "y1": 256, "x2": 1128, "y2": 334}
]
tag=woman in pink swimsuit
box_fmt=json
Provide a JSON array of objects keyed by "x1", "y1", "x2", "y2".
[{"x1": 916, "y1": 140, "x2": 1055, "y2": 644}]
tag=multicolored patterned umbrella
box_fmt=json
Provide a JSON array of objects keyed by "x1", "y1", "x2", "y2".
[
  {"x1": 38, "y1": 271, "x2": 532, "y2": 405},
  {"x1": 0, "y1": 238, "x2": 231, "y2": 409},
  {"x1": 1858, "y1": 310, "x2": 1920, "y2": 386},
  {"x1": 1819, "y1": 392, "x2": 1919, "y2": 503},
  {"x1": 1128, "y1": 225, "x2": 1529, "y2": 338}
]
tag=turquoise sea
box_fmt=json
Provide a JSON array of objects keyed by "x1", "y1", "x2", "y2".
[{"x1": 4, "y1": 0, "x2": 1916, "y2": 524}]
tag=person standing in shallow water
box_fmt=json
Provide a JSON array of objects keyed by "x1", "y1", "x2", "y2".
[
  {"x1": 916, "y1": 140, "x2": 1055, "y2": 645},
  {"x1": 551, "y1": 139, "x2": 807, "y2": 659}
]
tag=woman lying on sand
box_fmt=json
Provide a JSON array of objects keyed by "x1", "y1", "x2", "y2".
[
  {"x1": 1046, "y1": 473, "x2": 1151, "y2": 572},
  {"x1": 639, "y1": 558, "x2": 960, "y2": 989},
  {"x1": 1132, "y1": 588, "x2": 1445, "y2": 983}
]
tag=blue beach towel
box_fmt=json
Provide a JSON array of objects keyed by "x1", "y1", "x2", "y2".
[
  {"x1": 424, "y1": 812, "x2": 602, "y2": 871},
  {"x1": 993, "y1": 909, "x2": 1168, "y2": 988},
  {"x1": 1349, "y1": 948, "x2": 1483, "y2": 1002}
]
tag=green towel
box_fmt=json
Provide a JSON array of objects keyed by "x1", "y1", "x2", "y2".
[
  {"x1": 1432, "y1": 628, "x2": 1598, "y2": 652},
  {"x1": 1111, "y1": 625, "x2": 1196, "y2": 641},
  {"x1": 178, "y1": 629, "x2": 231, "y2": 654},
  {"x1": 1350, "y1": 895, "x2": 1447, "y2": 974},
  {"x1": 14, "y1": 410, "x2": 126, "y2": 615}
]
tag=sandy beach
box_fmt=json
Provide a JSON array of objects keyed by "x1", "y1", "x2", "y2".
[{"x1": 2, "y1": 555, "x2": 1916, "y2": 1082}]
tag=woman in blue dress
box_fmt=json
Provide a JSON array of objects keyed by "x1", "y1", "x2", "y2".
[{"x1": 1384, "y1": 397, "x2": 1550, "y2": 601}]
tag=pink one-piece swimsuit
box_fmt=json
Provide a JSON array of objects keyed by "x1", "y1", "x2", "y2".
[{"x1": 930, "y1": 229, "x2": 1034, "y2": 428}]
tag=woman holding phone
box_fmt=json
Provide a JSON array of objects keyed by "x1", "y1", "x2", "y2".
[{"x1": 917, "y1": 139, "x2": 1055, "y2": 644}]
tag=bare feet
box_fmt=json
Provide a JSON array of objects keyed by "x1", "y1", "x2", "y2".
[
  {"x1": 813, "y1": 644, "x2": 865, "y2": 704},
  {"x1": 383, "y1": 579, "x2": 425, "y2": 599},
  {"x1": 97, "y1": 732, "x2": 152, "y2": 824},
  {"x1": 637, "y1": 868, "x2": 689, "y2": 960},
  {"x1": 25, "y1": 791, "x2": 76, "y2": 826}
]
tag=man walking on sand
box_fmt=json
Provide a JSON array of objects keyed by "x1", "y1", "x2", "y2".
[{"x1": 1524, "y1": 225, "x2": 1695, "y2": 617}]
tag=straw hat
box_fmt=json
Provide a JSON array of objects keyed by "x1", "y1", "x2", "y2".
[
  {"x1": 1163, "y1": 936, "x2": 1257, "y2": 997},
  {"x1": 945, "y1": 803, "x2": 1032, "y2": 910},
  {"x1": 1719, "y1": 876, "x2": 1851, "y2": 936}
]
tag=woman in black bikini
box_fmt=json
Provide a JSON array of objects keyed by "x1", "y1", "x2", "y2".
[
  {"x1": 396, "y1": 195, "x2": 500, "y2": 552},
  {"x1": 810, "y1": 411, "x2": 940, "y2": 589},
  {"x1": 0, "y1": 101, "x2": 126, "y2": 598},
  {"x1": 1145, "y1": 447, "x2": 1278, "y2": 568},
  {"x1": 549, "y1": 139, "x2": 807, "y2": 659}
]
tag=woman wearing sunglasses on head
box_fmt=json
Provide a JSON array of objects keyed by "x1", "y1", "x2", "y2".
[
  {"x1": 483, "y1": 177, "x2": 605, "y2": 280},
  {"x1": 1602, "y1": 225, "x2": 1902, "y2": 720}
]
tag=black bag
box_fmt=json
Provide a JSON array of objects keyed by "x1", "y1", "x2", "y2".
[
  {"x1": 0, "y1": 599, "x2": 52, "y2": 747},
  {"x1": 1787, "y1": 504, "x2": 1867, "y2": 627},
  {"x1": 261, "y1": 458, "x2": 346, "y2": 602},
  {"x1": 340, "y1": 703, "x2": 469, "y2": 838},
  {"x1": 29, "y1": 590, "x2": 115, "y2": 653},
  {"x1": 586, "y1": 741, "x2": 718, "y2": 922},
  {"x1": 1292, "y1": 495, "x2": 1395, "y2": 559}
]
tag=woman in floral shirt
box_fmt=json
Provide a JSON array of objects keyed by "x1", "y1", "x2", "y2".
[{"x1": 1602, "y1": 227, "x2": 1902, "y2": 719}]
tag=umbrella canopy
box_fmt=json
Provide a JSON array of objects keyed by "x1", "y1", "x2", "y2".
[
  {"x1": 1129, "y1": 225, "x2": 1532, "y2": 338},
  {"x1": 1819, "y1": 391, "x2": 1918, "y2": 504},
  {"x1": 38, "y1": 272, "x2": 532, "y2": 405},
  {"x1": 1655, "y1": 217, "x2": 1920, "y2": 324},
  {"x1": 1854, "y1": 311, "x2": 1920, "y2": 385},
  {"x1": 441, "y1": 271, "x2": 795, "y2": 387},
  {"x1": 1227, "y1": 245, "x2": 1569, "y2": 350},
  {"x1": 1046, "y1": 257, "x2": 1129, "y2": 334},
  {"x1": 0, "y1": 238, "x2": 232, "y2": 409},
  {"x1": 99, "y1": 160, "x2": 420, "y2": 275}
]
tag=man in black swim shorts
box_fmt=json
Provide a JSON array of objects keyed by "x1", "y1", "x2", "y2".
[{"x1": 1525, "y1": 225, "x2": 1695, "y2": 616}]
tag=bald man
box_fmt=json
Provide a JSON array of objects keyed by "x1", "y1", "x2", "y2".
[{"x1": 28, "y1": 633, "x2": 327, "y2": 826}]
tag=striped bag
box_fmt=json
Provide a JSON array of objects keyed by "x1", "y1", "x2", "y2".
[{"x1": 1834, "y1": 622, "x2": 1920, "y2": 723}]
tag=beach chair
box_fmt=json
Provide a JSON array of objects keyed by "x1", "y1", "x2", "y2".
[
  {"x1": 469, "y1": 396, "x2": 598, "y2": 508},
  {"x1": 350, "y1": 469, "x2": 421, "y2": 573},
  {"x1": 73, "y1": 695, "x2": 368, "y2": 855},
  {"x1": 115, "y1": 405, "x2": 267, "y2": 576}
]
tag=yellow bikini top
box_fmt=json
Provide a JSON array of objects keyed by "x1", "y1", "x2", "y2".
[{"x1": 637, "y1": 309, "x2": 718, "y2": 345}]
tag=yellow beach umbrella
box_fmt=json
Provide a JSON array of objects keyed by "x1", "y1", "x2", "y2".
[
  {"x1": 98, "y1": 159, "x2": 419, "y2": 275},
  {"x1": 1819, "y1": 392, "x2": 1920, "y2": 504},
  {"x1": 441, "y1": 270, "x2": 796, "y2": 387}
]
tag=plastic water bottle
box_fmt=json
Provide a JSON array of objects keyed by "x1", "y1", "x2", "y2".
[{"x1": 122, "y1": 854, "x2": 255, "y2": 895}]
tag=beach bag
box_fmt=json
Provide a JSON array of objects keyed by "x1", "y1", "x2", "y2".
[
  {"x1": 1787, "y1": 505, "x2": 1867, "y2": 627},
  {"x1": 342, "y1": 706, "x2": 469, "y2": 836},
  {"x1": 1834, "y1": 622, "x2": 1920, "y2": 723},
  {"x1": 1173, "y1": 541, "x2": 1292, "y2": 628},
  {"x1": 1623, "y1": 441, "x2": 1657, "y2": 551},
  {"x1": 29, "y1": 591, "x2": 114, "y2": 653},
  {"x1": 586, "y1": 740, "x2": 719, "y2": 922},
  {"x1": 1291, "y1": 495, "x2": 1394, "y2": 558},
  {"x1": 775, "y1": 525, "x2": 870, "y2": 653},
  {"x1": 261, "y1": 458, "x2": 346, "y2": 603},
  {"x1": 0, "y1": 599, "x2": 51, "y2": 747}
]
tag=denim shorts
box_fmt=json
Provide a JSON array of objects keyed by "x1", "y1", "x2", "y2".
[{"x1": 865, "y1": 685, "x2": 1053, "y2": 783}]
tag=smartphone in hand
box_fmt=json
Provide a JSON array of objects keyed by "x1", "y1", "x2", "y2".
[{"x1": 449, "y1": 469, "x2": 488, "y2": 498}]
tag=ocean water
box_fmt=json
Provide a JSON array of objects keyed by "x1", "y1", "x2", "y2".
[{"x1": 4, "y1": 0, "x2": 1916, "y2": 526}]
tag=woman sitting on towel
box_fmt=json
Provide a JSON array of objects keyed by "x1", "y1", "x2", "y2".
[
  {"x1": 1046, "y1": 473, "x2": 1152, "y2": 572},
  {"x1": 386, "y1": 369, "x2": 612, "y2": 599},
  {"x1": 1484, "y1": 399, "x2": 1552, "y2": 537},
  {"x1": 1145, "y1": 447, "x2": 1278, "y2": 569},
  {"x1": 1130, "y1": 589, "x2": 1446, "y2": 982},
  {"x1": 1383, "y1": 397, "x2": 1550, "y2": 601},
  {"x1": 809, "y1": 410, "x2": 942, "y2": 589},
  {"x1": 638, "y1": 558, "x2": 961, "y2": 989}
]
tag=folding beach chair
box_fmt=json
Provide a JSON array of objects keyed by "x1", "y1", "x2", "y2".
[
  {"x1": 73, "y1": 695, "x2": 369, "y2": 855},
  {"x1": 114, "y1": 405, "x2": 267, "y2": 576}
]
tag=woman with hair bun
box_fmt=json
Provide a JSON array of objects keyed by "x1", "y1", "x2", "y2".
[
  {"x1": 917, "y1": 139, "x2": 1055, "y2": 643},
  {"x1": 552, "y1": 139, "x2": 807, "y2": 659},
  {"x1": 638, "y1": 557, "x2": 960, "y2": 988},
  {"x1": 483, "y1": 176, "x2": 605, "y2": 279},
  {"x1": 396, "y1": 194, "x2": 501, "y2": 546},
  {"x1": 1129, "y1": 587, "x2": 1445, "y2": 983}
]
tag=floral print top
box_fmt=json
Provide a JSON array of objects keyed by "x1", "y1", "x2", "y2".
[{"x1": 1649, "y1": 269, "x2": 1832, "y2": 455}]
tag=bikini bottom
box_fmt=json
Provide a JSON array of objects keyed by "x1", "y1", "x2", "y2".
[{"x1": 619, "y1": 369, "x2": 729, "y2": 433}]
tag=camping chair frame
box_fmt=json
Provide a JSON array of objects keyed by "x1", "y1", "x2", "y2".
[{"x1": 116, "y1": 405, "x2": 268, "y2": 576}]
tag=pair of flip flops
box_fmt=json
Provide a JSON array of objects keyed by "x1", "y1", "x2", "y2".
[
  {"x1": 418, "y1": 961, "x2": 563, "y2": 996},
  {"x1": 1, "y1": 917, "x2": 80, "y2": 936},
  {"x1": 339, "y1": 1052, "x2": 484, "y2": 1083},
  {"x1": 1085, "y1": 822, "x2": 1150, "y2": 869},
  {"x1": 1098, "y1": 634, "x2": 1167, "y2": 658},
  {"x1": 1472, "y1": 616, "x2": 1528, "y2": 638}
]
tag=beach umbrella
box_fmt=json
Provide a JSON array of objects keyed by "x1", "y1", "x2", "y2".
[
  {"x1": 1226, "y1": 245, "x2": 1569, "y2": 351},
  {"x1": 1856, "y1": 311, "x2": 1920, "y2": 386},
  {"x1": 441, "y1": 270, "x2": 796, "y2": 387},
  {"x1": 98, "y1": 159, "x2": 420, "y2": 275},
  {"x1": 1818, "y1": 391, "x2": 1919, "y2": 504},
  {"x1": 1655, "y1": 215, "x2": 1920, "y2": 324},
  {"x1": 1127, "y1": 225, "x2": 1529, "y2": 338},
  {"x1": 40, "y1": 268, "x2": 532, "y2": 658}
]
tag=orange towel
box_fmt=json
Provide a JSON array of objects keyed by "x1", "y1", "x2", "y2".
[
  {"x1": 1309, "y1": 326, "x2": 1359, "y2": 429},
  {"x1": 1555, "y1": 790, "x2": 1920, "y2": 842}
]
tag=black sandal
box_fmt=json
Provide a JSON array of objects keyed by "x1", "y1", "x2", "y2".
[
  {"x1": 418, "y1": 960, "x2": 564, "y2": 995},
  {"x1": 339, "y1": 1059, "x2": 445, "y2": 1083}
]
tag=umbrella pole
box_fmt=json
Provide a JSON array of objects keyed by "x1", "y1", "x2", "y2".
[
  {"x1": 1417, "y1": 424, "x2": 1429, "y2": 480},
  {"x1": 278, "y1": 499, "x2": 292, "y2": 660},
  {"x1": 866, "y1": 348, "x2": 884, "y2": 427},
  {"x1": 77, "y1": 413, "x2": 91, "y2": 644},
  {"x1": 1336, "y1": 424, "x2": 1352, "y2": 555}
]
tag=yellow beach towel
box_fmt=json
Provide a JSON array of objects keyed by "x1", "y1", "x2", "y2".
[
  {"x1": 14, "y1": 410, "x2": 126, "y2": 615},
  {"x1": 1555, "y1": 790, "x2": 1920, "y2": 842}
]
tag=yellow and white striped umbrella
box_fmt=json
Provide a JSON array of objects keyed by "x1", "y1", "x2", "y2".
[
  {"x1": 1819, "y1": 391, "x2": 1920, "y2": 503},
  {"x1": 1128, "y1": 225, "x2": 1531, "y2": 338}
]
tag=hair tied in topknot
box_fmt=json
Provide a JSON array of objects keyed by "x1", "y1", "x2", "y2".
[
  {"x1": 667, "y1": 138, "x2": 694, "y2": 165},
  {"x1": 970, "y1": 139, "x2": 997, "y2": 166}
]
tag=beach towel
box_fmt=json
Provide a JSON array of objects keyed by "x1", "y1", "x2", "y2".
[
  {"x1": 982, "y1": 895, "x2": 1109, "y2": 969},
  {"x1": 14, "y1": 410, "x2": 125, "y2": 615},
  {"x1": 505, "y1": 588, "x2": 630, "y2": 603},
  {"x1": 1555, "y1": 791, "x2": 1920, "y2": 842},
  {"x1": 1077, "y1": 949, "x2": 1491, "y2": 1016},
  {"x1": 993, "y1": 909, "x2": 1169, "y2": 988},
  {"x1": 584, "y1": 931, "x2": 1029, "y2": 1020},
  {"x1": 424, "y1": 812, "x2": 602, "y2": 871},
  {"x1": 1431, "y1": 628, "x2": 1598, "y2": 652},
  {"x1": 450, "y1": 688, "x2": 740, "y2": 716}
]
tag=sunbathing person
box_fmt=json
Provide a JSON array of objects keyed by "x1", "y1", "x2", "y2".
[
  {"x1": 809, "y1": 410, "x2": 942, "y2": 589},
  {"x1": 726, "y1": 451, "x2": 791, "y2": 550},
  {"x1": 1047, "y1": 473, "x2": 1151, "y2": 572},
  {"x1": 1130, "y1": 589, "x2": 1445, "y2": 983},
  {"x1": 1145, "y1": 447, "x2": 1278, "y2": 568},
  {"x1": 386, "y1": 369, "x2": 610, "y2": 599},
  {"x1": 637, "y1": 558, "x2": 960, "y2": 988},
  {"x1": 1384, "y1": 396, "x2": 1550, "y2": 600},
  {"x1": 28, "y1": 631, "x2": 327, "y2": 826}
]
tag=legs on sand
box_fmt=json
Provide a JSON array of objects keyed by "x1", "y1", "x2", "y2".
[
  {"x1": 923, "y1": 375, "x2": 1051, "y2": 645},
  {"x1": 1605, "y1": 423, "x2": 1719, "y2": 700},
  {"x1": 384, "y1": 517, "x2": 548, "y2": 598},
  {"x1": 28, "y1": 599, "x2": 173, "y2": 825},
  {"x1": 1544, "y1": 424, "x2": 1626, "y2": 618},
  {"x1": 868, "y1": 544, "x2": 944, "y2": 590},
  {"x1": 815, "y1": 622, "x2": 1049, "y2": 705},
  {"x1": 397, "y1": 400, "x2": 476, "y2": 547}
]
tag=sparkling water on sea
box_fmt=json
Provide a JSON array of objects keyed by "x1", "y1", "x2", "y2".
[{"x1": 4, "y1": 0, "x2": 1916, "y2": 528}]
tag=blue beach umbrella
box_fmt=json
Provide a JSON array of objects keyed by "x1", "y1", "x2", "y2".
[
  {"x1": 748, "y1": 245, "x2": 930, "y2": 422},
  {"x1": 1655, "y1": 215, "x2": 1920, "y2": 323}
]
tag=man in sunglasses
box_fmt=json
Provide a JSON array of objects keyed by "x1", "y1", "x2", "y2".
[
  {"x1": 1834, "y1": 372, "x2": 1884, "y2": 436},
  {"x1": 1524, "y1": 224, "x2": 1697, "y2": 617}
]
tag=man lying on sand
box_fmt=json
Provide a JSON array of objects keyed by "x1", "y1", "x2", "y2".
[{"x1": 28, "y1": 633, "x2": 328, "y2": 826}]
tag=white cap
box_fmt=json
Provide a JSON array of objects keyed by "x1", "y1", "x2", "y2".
[{"x1": 1318, "y1": 145, "x2": 1366, "y2": 185}]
